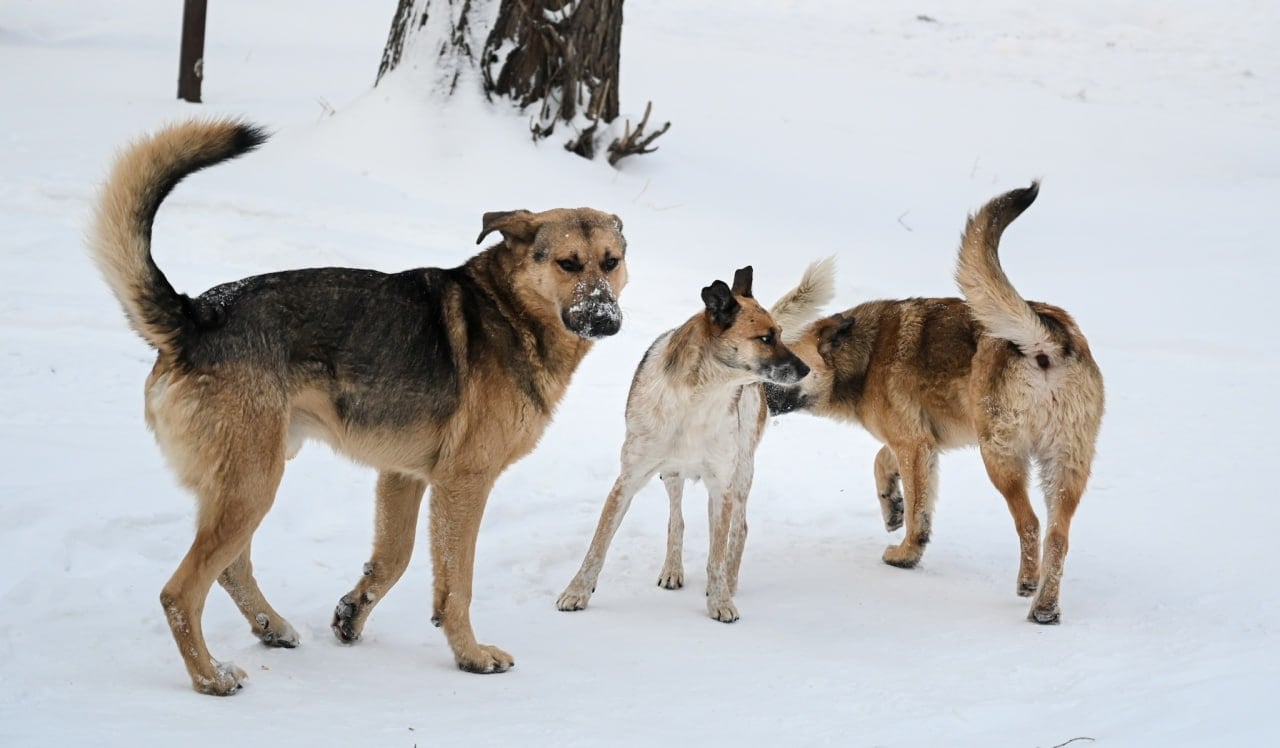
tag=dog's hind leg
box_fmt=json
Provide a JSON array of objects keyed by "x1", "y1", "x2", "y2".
[
  {"x1": 657, "y1": 473, "x2": 685, "y2": 589},
  {"x1": 218, "y1": 540, "x2": 299, "y2": 648},
  {"x1": 332, "y1": 471, "x2": 427, "y2": 643},
  {"x1": 874, "y1": 446, "x2": 905, "y2": 532},
  {"x1": 160, "y1": 415, "x2": 286, "y2": 695},
  {"x1": 1027, "y1": 459, "x2": 1088, "y2": 624},
  {"x1": 557, "y1": 464, "x2": 659, "y2": 611},
  {"x1": 881, "y1": 443, "x2": 938, "y2": 569},
  {"x1": 979, "y1": 447, "x2": 1040, "y2": 597}
]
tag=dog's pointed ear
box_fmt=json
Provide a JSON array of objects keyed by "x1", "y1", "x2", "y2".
[
  {"x1": 477, "y1": 210, "x2": 539, "y2": 245},
  {"x1": 610, "y1": 213, "x2": 624, "y2": 233},
  {"x1": 817, "y1": 313, "x2": 855, "y2": 359},
  {"x1": 731, "y1": 266, "x2": 754, "y2": 298},
  {"x1": 701, "y1": 280, "x2": 741, "y2": 328}
]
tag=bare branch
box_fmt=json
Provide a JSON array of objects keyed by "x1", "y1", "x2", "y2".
[{"x1": 607, "y1": 101, "x2": 671, "y2": 166}]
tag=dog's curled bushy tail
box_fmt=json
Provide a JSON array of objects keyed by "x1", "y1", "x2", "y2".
[
  {"x1": 770, "y1": 256, "x2": 836, "y2": 343},
  {"x1": 88, "y1": 119, "x2": 268, "y2": 355},
  {"x1": 954, "y1": 182, "x2": 1056, "y2": 356}
]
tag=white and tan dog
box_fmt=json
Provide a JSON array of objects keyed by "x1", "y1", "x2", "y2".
[{"x1": 557, "y1": 260, "x2": 834, "y2": 622}]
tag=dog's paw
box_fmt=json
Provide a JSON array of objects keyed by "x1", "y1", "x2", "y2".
[
  {"x1": 657, "y1": 566, "x2": 684, "y2": 590},
  {"x1": 457, "y1": 643, "x2": 514, "y2": 674},
  {"x1": 331, "y1": 592, "x2": 366, "y2": 643},
  {"x1": 707, "y1": 596, "x2": 739, "y2": 623},
  {"x1": 1028, "y1": 602, "x2": 1061, "y2": 625},
  {"x1": 254, "y1": 613, "x2": 300, "y2": 648},
  {"x1": 882, "y1": 544, "x2": 922, "y2": 569},
  {"x1": 193, "y1": 659, "x2": 247, "y2": 696},
  {"x1": 556, "y1": 585, "x2": 592, "y2": 612}
]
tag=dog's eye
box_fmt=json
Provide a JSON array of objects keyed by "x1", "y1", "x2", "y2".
[
  {"x1": 557, "y1": 259, "x2": 582, "y2": 272},
  {"x1": 758, "y1": 334, "x2": 775, "y2": 346},
  {"x1": 601, "y1": 257, "x2": 619, "y2": 272}
]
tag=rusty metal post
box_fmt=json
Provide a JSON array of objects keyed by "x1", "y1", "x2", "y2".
[{"x1": 178, "y1": 0, "x2": 208, "y2": 103}]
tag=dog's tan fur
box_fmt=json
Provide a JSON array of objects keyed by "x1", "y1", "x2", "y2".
[
  {"x1": 89, "y1": 119, "x2": 629, "y2": 693},
  {"x1": 557, "y1": 259, "x2": 833, "y2": 621},
  {"x1": 766, "y1": 184, "x2": 1103, "y2": 623}
]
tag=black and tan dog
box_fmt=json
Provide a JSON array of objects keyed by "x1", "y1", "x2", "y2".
[
  {"x1": 88, "y1": 118, "x2": 629, "y2": 694},
  {"x1": 765, "y1": 183, "x2": 1104, "y2": 624}
]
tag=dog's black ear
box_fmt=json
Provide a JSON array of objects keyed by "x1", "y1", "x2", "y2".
[
  {"x1": 701, "y1": 280, "x2": 741, "y2": 328},
  {"x1": 817, "y1": 313, "x2": 855, "y2": 358},
  {"x1": 477, "y1": 210, "x2": 538, "y2": 245},
  {"x1": 731, "y1": 266, "x2": 754, "y2": 298}
]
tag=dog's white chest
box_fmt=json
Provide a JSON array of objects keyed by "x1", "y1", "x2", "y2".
[{"x1": 626, "y1": 385, "x2": 761, "y2": 479}]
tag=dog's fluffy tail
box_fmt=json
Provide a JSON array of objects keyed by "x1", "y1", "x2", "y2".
[
  {"x1": 88, "y1": 118, "x2": 268, "y2": 355},
  {"x1": 771, "y1": 256, "x2": 836, "y2": 343},
  {"x1": 954, "y1": 182, "x2": 1056, "y2": 356}
]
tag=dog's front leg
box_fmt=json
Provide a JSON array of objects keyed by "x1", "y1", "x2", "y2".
[
  {"x1": 704, "y1": 476, "x2": 739, "y2": 623},
  {"x1": 332, "y1": 471, "x2": 427, "y2": 643},
  {"x1": 881, "y1": 443, "x2": 938, "y2": 569},
  {"x1": 723, "y1": 461, "x2": 754, "y2": 597},
  {"x1": 658, "y1": 473, "x2": 686, "y2": 589},
  {"x1": 557, "y1": 466, "x2": 656, "y2": 610},
  {"x1": 426, "y1": 471, "x2": 512, "y2": 673}
]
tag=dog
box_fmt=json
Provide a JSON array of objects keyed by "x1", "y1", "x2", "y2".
[
  {"x1": 764, "y1": 183, "x2": 1104, "y2": 624},
  {"x1": 557, "y1": 259, "x2": 834, "y2": 622},
  {"x1": 88, "y1": 118, "x2": 629, "y2": 694}
]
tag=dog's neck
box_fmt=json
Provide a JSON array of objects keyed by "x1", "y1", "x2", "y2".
[
  {"x1": 662, "y1": 315, "x2": 753, "y2": 393},
  {"x1": 822, "y1": 306, "x2": 884, "y2": 411}
]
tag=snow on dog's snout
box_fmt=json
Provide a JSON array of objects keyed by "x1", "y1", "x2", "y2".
[{"x1": 564, "y1": 278, "x2": 622, "y2": 339}]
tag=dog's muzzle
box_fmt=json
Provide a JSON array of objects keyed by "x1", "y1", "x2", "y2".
[
  {"x1": 763, "y1": 381, "x2": 809, "y2": 415},
  {"x1": 563, "y1": 286, "x2": 622, "y2": 339},
  {"x1": 761, "y1": 354, "x2": 810, "y2": 386}
]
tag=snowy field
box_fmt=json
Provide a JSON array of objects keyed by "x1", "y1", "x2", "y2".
[{"x1": 2, "y1": 1, "x2": 1278, "y2": 745}]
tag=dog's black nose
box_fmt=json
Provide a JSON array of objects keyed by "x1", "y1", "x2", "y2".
[
  {"x1": 563, "y1": 301, "x2": 622, "y2": 339},
  {"x1": 584, "y1": 314, "x2": 622, "y2": 338}
]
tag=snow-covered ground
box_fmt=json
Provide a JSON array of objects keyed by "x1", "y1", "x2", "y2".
[{"x1": 2, "y1": 1, "x2": 1277, "y2": 745}]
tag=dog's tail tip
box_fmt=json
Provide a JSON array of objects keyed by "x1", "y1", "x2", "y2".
[
  {"x1": 989, "y1": 179, "x2": 1040, "y2": 224},
  {"x1": 230, "y1": 120, "x2": 272, "y2": 154},
  {"x1": 1009, "y1": 179, "x2": 1040, "y2": 211}
]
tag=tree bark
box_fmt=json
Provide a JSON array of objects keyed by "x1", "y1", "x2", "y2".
[
  {"x1": 481, "y1": 0, "x2": 622, "y2": 130},
  {"x1": 377, "y1": 0, "x2": 417, "y2": 85},
  {"x1": 376, "y1": 0, "x2": 490, "y2": 93},
  {"x1": 177, "y1": 0, "x2": 208, "y2": 103}
]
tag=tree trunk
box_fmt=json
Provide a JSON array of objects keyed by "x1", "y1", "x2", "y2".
[
  {"x1": 481, "y1": 0, "x2": 622, "y2": 133},
  {"x1": 376, "y1": 0, "x2": 492, "y2": 93},
  {"x1": 177, "y1": 0, "x2": 208, "y2": 103},
  {"x1": 376, "y1": 0, "x2": 667, "y2": 164}
]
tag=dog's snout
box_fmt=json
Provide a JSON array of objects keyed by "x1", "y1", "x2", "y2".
[
  {"x1": 761, "y1": 353, "x2": 809, "y2": 386},
  {"x1": 563, "y1": 283, "x2": 622, "y2": 340}
]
